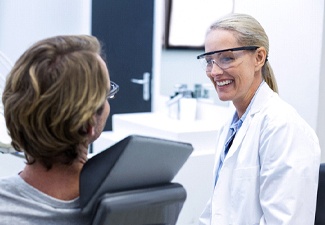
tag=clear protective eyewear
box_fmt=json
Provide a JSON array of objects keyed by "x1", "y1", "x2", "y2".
[
  {"x1": 197, "y1": 46, "x2": 259, "y2": 72},
  {"x1": 107, "y1": 81, "x2": 119, "y2": 100}
]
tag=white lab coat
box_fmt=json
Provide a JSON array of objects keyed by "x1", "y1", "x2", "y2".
[{"x1": 199, "y1": 82, "x2": 321, "y2": 225}]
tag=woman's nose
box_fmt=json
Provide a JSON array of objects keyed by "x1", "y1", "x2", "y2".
[{"x1": 210, "y1": 62, "x2": 224, "y2": 76}]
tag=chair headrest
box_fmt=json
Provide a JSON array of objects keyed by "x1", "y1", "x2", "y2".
[{"x1": 79, "y1": 135, "x2": 193, "y2": 214}]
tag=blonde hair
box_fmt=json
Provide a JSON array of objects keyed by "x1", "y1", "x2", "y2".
[
  {"x1": 2, "y1": 35, "x2": 108, "y2": 169},
  {"x1": 209, "y1": 13, "x2": 278, "y2": 93}
]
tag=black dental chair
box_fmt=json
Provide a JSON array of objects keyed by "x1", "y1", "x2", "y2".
[
  {"x1": 315, "y1": 163, "x2": 325, "y2": 225},
  {"x1": 79, "y1": 135, "x2": 193, "y2": 225}
]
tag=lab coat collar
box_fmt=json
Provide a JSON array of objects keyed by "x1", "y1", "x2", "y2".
[
  {"x1": 224, "y1": 82, "x2": 276, "y2": 160},
  {"x1": 248, "y1": 82, "x2": 276, "y2": 116}
]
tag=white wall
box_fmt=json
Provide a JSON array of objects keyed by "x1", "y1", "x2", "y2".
[
  {"x1": 317, "y1": 3, "x2": 325, "y2": 162},
  {"x1": 0, "y1": 0, "x2": 91, "y2": 63}
]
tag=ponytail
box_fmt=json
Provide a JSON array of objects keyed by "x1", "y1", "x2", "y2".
[{"x1": 262, "y1": 60, "x2": 278, "y2": 93}]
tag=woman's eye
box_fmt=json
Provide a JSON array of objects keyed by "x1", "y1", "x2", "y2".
[
  {"x1": 206, "y1": 58, "x2": 214, "y2": 65},
  {"x1": 219, "y1": 53, "x2": 235, "y2": 64}
]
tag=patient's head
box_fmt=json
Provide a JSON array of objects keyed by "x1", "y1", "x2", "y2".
[{"x1": 2, "y1": 35, "x2": 110, "y2": 169}]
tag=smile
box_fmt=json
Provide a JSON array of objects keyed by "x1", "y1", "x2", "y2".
[{"x1": 217, "y1": 80, "x2": 233, "y2": 86}]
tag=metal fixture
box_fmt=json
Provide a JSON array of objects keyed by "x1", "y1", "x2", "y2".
[{"x1": 131, "y1": 72, "x2": 150, "y2": 101}]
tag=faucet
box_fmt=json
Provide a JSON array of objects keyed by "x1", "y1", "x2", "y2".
[
  {"x1": 166, "y1": 84, "x2": 189, "y2": 107},
  {"x1": 167, "y1": 84, "x2": 196, "y2": 120}
]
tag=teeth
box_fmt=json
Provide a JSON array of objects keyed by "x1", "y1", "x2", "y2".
[{"x1": 217, "y1": 80, "x2": 232, "y2": 86}]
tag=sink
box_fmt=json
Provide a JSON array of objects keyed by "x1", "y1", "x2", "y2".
[{"x1": 111, "y1": 112, "x2": 225, "y2": 152}]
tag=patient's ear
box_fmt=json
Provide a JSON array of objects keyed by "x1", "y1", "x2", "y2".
[
  {"x1": 80, "y1": 115, "x2": 97, "y2": 144},
  {"x1": 83, "y1": 124, "x2": 96, "y2": 145},
  {"x1": 86, "y1": 115, "x2": 97, "y2": 140},
  {"x1": 87, "y1": 124, "x2": 95, "y2": 137}
]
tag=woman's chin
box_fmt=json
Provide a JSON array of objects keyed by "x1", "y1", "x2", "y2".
[{"x1": 217, "y1": 94, "x2": 232, "y2": 102}]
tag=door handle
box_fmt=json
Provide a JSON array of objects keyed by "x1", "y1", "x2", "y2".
[{"x1": 130, "y1": 72, "x2": 150, "y2": 101}]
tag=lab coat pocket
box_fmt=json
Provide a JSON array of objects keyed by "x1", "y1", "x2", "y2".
[{"x1": 230, "y1": 166, "x2": 261, "y2": 224}]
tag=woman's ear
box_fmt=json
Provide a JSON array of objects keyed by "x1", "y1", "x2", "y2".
[{"x1": 255, "y1": 47, "x2": 267, "y2": 71}]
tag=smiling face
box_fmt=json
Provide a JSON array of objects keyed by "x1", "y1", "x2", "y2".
[{"x1": 205, "y1": 29, "x2": 265, "y2": 115}]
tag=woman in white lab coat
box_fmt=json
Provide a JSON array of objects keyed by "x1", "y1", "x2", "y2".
[{"x1": 197, "y1": 13, "x2": 321, "y2": 225}]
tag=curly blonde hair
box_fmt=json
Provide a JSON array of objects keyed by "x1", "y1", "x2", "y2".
[{"x1": 2, "y1": 35, "x2": 108, "y2": 169}]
